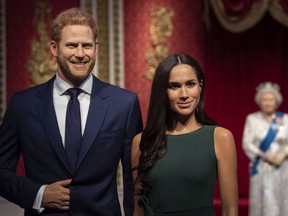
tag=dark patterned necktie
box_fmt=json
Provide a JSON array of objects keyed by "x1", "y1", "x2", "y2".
[{"x1": 65, "y1": 88, "x2": 82, "y2": 173}]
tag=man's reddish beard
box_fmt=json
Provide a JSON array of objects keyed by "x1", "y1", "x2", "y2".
[{"x1": 58, "y1": 56, "x2": 96, "y2": 86}]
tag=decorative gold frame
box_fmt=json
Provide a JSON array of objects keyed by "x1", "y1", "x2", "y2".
[
  {"x1": 82, "y1": 0, "x2": 123, "y2": 87},
  {"x1": 26, "y1": 1, "x2": 57, "y2": 86},
  {"x1": 145, "y1": 7, "x2": 174, "y2": 80}
]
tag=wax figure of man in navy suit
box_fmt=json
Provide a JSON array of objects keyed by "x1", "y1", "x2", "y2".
[{"x1": 0, "y1": 8, "x2": 142, "y2": 216}]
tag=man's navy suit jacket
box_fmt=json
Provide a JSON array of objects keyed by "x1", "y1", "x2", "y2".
[{"x1": 0, "y1": 75, "x2": 143, "y2": 215}]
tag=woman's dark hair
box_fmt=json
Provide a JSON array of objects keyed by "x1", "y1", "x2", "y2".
[{"x1": 135, "y1": 53, "x2": 216, "y2": 196}]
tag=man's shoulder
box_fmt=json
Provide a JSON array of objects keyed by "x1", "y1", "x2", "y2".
[
  {"x1": 94, "y1": 77, "x2": 136, "y2": 97},
  {"x1": 19, "y1": 82, "x2": 49, "y2": 93},
  {"x1": 11, "y1": 77, "x2": 53, "y2": 100}
]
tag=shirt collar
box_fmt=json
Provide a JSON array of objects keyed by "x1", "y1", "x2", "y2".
[{"x1": 54, "y1": 73, "x2": 93, "y2": 96}]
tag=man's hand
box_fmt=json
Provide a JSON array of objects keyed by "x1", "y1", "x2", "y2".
[{"x1": 42, "y1": 179, "x2": 72, "y2": 210}]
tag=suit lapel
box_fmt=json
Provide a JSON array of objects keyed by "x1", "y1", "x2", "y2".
[
  {"x1": 76, "y1": 76, "x2": 109, "y2": 170},
  {"x1": 35, "y1": 77, "x2": 72, "y2": 175}
]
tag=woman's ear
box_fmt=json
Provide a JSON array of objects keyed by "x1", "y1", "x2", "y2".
[
  {"x1": 200, "y1": 79, "x2": 203, "y2": 87},
  {"x1": 50, "y1": 41, "x2": 58, "y2": 57},
  {"x1": 199, "y1": 79, "x2": 203, "y2": 91}
]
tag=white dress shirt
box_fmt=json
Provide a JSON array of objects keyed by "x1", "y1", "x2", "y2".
[{"x1": 33, "y1": 74, "x2": 93, "y2": 211}]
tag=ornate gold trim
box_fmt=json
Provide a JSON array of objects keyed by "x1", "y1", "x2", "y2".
[
  {"x1": 81, "y1": 0, "x2": 123, "y2": 86},
  {"x1": 26, "y1": 1, "x2": 56, "y2": 86},
  {"x1": 96, "y1": 0, "x2": 110, "y2": 83},
  {"x1": 112, "y1": 0, "x2": 121, "y2": 86},
  {"x1": 145, "y1": 7, "x2": 174, "y2": 80}
]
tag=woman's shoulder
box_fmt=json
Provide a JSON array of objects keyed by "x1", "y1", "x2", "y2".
[
  {"x1": 214, "y1": 127, "x2": 235, "y2": 150},
  {"x1": 132, "y1": 132, "x2": 143, "y2": 149},
  {"x1": 214, "y1": 127, "x2": 236, "y2": 159},
  {"x1": 131, "y1": 132, "x2": 143, "y2": 166},
  {"x1": 281, "y1": 112, "x2": 288, "y2": 117},
  {"x1": 133, "y1": 132, "x2": 142, "y2": 142},
  {"x1": 214, "y1": 127, "x2": 234, "y2": 141},
  {"x1": 246, "y1": 111, "x2": 261, "y2": 119},
  {"x1": 281, "y1": 113, "x2": 288, "y2": 124}
]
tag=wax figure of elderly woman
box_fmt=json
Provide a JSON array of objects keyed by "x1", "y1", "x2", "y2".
[{"x1": 242, "y1": 82, "x2": 288, "y2": 216}]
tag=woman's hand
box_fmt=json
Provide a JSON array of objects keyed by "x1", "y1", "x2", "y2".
[{"x1": 265, "y1": 152, "x2": 288, "y2": 167}]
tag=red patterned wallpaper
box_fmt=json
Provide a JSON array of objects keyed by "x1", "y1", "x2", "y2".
[
  {"x1": 6, "y1": 0, "x2": 79, "y2": 101},
  {"x1": 5, "y1": 0, "x2": 79, "y2": 175},
  {"x1": 124, "y1": 0, "x2": 205, "y2": 124}
]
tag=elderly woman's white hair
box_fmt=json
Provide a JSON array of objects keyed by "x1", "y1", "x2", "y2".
[{"x1": 255, "y1": 82, "x2": 283, "y2": 106}]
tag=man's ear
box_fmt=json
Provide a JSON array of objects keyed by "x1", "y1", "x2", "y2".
[
  {"x1": 50, "y1": 41, "x2": 58, "y2": 57},
  {"x1": 95, "y1": 41, "x2": 99, "y2": 55}
]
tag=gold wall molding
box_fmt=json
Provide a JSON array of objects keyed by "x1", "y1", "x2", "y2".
[
  {"x1": 26, "y1": 1, "x2": 56, "y2": 86},
  {"x1": 81, "y1": 0, "x2": 124, "y2": 87},
  {"x1": 111, "y1": 0, "x2": 122, "y2": 87},
  {"x1": 145, "y1": 7, "x2": 174, "y2": 80},
  {"x1": 96, "y1": 0, "x2": 110, "y2": 83}
]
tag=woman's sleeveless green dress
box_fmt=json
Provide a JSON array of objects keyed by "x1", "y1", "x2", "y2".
[{"x1": 138, "y1": 125, "x2": 218, "y2": 216}]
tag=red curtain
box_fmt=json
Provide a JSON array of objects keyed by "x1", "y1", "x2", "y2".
[{"x1": 204, "y1": 9, "x2": 288, "y2": 203}]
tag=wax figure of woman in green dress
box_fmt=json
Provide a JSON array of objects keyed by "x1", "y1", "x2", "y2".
[{"x1": 131, "y1": 53, "x2": 238, "y2": 216}]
